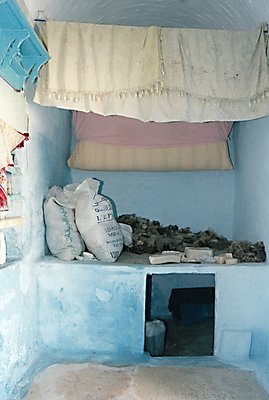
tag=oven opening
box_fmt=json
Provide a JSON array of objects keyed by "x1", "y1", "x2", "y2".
[{"x1": 145, "y1": 273, "x2": 215, "y2": 357}]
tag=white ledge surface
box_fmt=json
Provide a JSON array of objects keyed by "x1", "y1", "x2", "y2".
[{"x1": 38, "y1": 253, "x2": 269, "y2": 274}]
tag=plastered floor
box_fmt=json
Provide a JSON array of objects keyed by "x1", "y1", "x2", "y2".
[{"x1": 25, "y1": 363, "x2": 269, "y2": 400}]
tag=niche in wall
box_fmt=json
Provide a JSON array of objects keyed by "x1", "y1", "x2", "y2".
[{"x1": 145, "y1": 273, "x2": 215, "y2": 357}]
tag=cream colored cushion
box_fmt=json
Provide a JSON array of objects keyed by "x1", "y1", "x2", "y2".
[{"x1": 68, "y1": 141, "x2": 232, "y2": 171}]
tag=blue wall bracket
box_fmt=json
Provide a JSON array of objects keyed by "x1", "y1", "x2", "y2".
[{"x1": 0, "y1": 0, "x2": 49, "y2": 91}]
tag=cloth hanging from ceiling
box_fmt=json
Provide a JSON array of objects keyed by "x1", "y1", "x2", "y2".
[
  {"x1": 0, "y1": 77, "x2": 28, "y2": 132},
  {"x1": 34, "y1": 21, "x2": 269, "y2": 122},
  {"x1": 35, "y1": 21, "x2": 160, "y2": 105}
]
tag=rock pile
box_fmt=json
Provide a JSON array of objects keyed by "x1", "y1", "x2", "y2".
[{"x1": 117, "y1": 214, "x2": 266, "y2": 263}]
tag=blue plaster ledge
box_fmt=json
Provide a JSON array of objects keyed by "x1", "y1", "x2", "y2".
[
  {"x1": 1, "y1": 255, "x2": 269, "y2": 399},
  {"x1": 36, "y1": 255, "x2": 269, "y2": 362}
]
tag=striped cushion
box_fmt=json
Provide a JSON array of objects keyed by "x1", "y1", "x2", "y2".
[{"x1": 68, "y1": 141, "x2": 232, "y2": 171}]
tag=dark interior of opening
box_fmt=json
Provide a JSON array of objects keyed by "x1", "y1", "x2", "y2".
[{"x1": 145, "y1": 273, "x2": 215, "y2": 357}]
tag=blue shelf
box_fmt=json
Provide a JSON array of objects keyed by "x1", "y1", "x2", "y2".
[{"x1": 0, "y1": 0, "x2": 49, "y2": 90}]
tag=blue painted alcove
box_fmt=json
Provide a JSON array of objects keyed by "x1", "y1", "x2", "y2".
[
  {"x1": 1, "y1": 1, "x2": 269, "y2": 399},
  {"x1": 1, "y1": 86, "x2": 269, "y2": 400}
]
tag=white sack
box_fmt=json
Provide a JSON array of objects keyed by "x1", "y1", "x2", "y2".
[
  {"x1": 119, "y1": 223, "x2": 133, "y2": 248},
  {"x1": 44, "y1": 186, "x2": 85, "y2": 261},
  {"x1": 64, "y1": 178, "x2": 123, "y2": 262}
]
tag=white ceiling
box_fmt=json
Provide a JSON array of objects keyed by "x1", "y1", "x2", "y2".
[{"x1": 21, "y1": 0, "x2": 269, "y2": 30}]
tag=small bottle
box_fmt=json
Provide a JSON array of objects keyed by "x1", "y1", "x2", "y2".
[{"x1": 6, "y1": 178, "x2": 12, "y2": 195}]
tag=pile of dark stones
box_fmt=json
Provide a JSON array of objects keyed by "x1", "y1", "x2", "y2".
[{"x1": 117, "y1": 214, "x2": 266, "y2": 263}]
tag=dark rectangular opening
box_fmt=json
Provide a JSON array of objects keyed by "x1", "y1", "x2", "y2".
[{"x1": 145, "y1": 273, "x2": 215, "y2": 357}]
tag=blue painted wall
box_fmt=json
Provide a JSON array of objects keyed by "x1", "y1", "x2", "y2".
[
  {"x1": 0, "y1": 262, "x2": 40, "y2": 400},
  {"x1": 214, "y1": 268, "x2": 269, "y2": 359},
  {"x1": 71, "y1": 168, "x2": 235, "y2": 239},
  {"x1": 3, "y1": 84, "x2": 72, "y2": 261},
  {"x1": 34, "y1": 262, "x2": 269, "y2": 363},
  {"x1": 37, "y1": 262, "x2": 146, "y2": 362},
  {"x1": 0, "y1": 86, "x2": 73, "y2": 400},
  {"x1": 17, "y1": 84, "x2": 72, "y2": 260},
  {"x1": 233, "y1": 117, "x2": 269, "y2": 252}
]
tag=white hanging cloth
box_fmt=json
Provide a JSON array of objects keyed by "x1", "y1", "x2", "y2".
[
  {"x1": 160, "y1": 27, "x2": 269, "y2": 122},
  {"x1": 34, "y1": 21, "x2": 269, "y2": 122},
  {"x1": 0, "y1": 119, "x2": 27, "y2": 169},
  {"x1": 0, "y1": 77, "x2": 28, "y2": 132},
  {"x1": 0, "y1": 77, "x2": 28, "y2": 169},
  {"x1": 35, "y1": 21, "x2": 160, "y2": 108}
]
